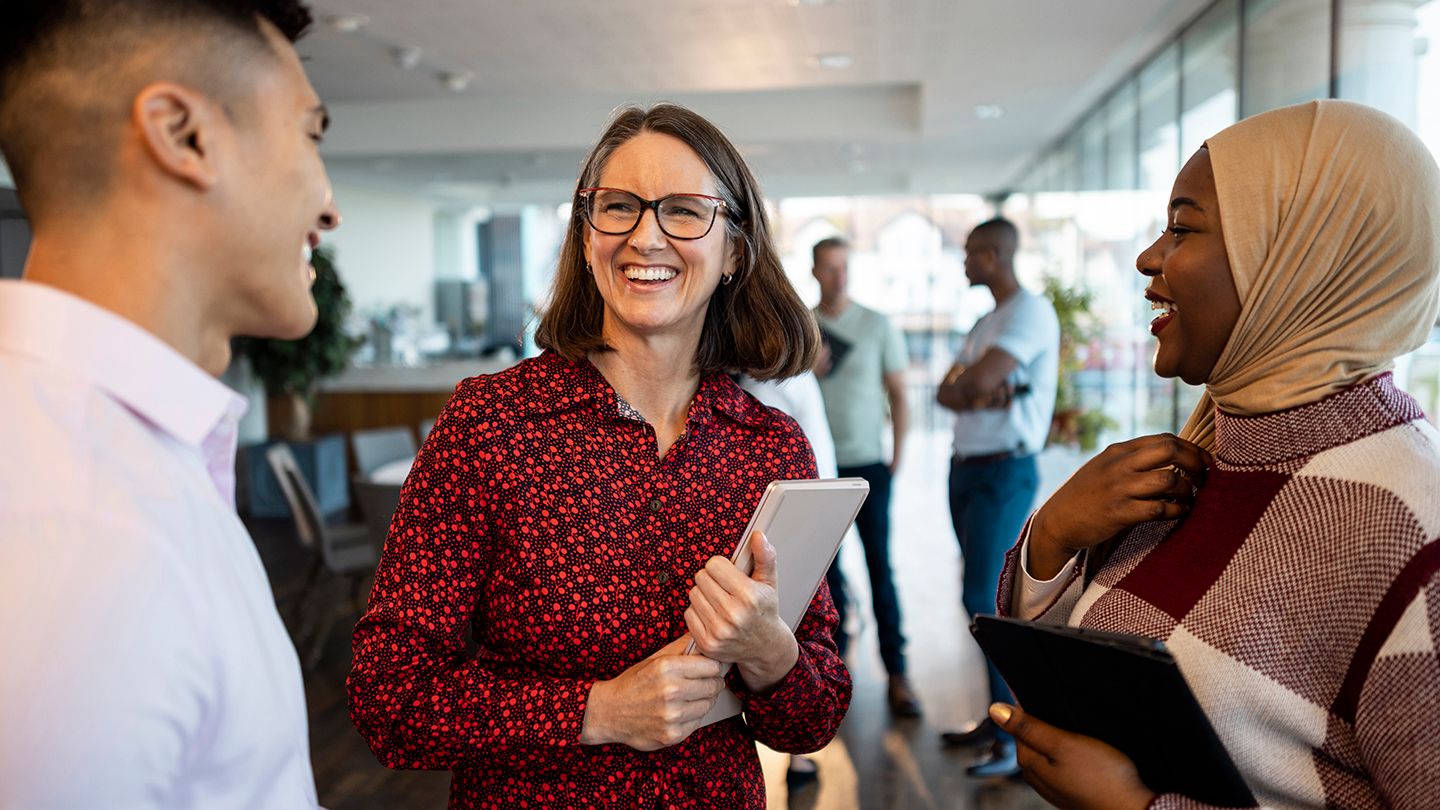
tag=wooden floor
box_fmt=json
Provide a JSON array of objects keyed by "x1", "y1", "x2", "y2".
[{"x1": 250, "y1": 430, "x2": 1085, "y2": 810}]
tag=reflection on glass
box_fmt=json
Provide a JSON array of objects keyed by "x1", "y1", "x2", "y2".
[
  {"x1": 1080, "y1": 111, "x2": 1106, "y2": 191},
  {"x1": 1180, "y1": 0, "x2": 1239, "y2": 157},
  {"x1": 1337, "y1": 0, "x2": 1425, "y2": 125},
  {"x1": 1106, "y1": 81, "x2": 1139, "y2": 191},
  {"x1": 1140, "y1": 44, "x2": 1181, "y2": 193},
  {"x1": 1243, "y1": 0, "x2": 1331, "y2": 116}
]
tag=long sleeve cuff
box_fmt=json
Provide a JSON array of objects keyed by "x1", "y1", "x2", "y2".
[{"x1": 1015, "y1": 527, "x2": 1081, "y2": 619}]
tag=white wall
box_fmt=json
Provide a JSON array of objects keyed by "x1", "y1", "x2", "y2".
[{"x1": 326, "y1": 182, "x2": 438, "y2": 325}]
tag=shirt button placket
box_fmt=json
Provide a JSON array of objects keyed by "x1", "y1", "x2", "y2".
[{"x1": 646, "y1": 497, "x2": 672, "y2": 589}]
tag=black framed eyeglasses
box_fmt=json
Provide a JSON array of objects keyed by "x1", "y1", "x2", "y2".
[{"x1": 577, "y1": 187, "x2": 728, "y2": 241}]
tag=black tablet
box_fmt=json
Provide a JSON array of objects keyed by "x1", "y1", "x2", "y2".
[{"x1": 970, "y1": 615, "x2": 1255, "y2": 807}]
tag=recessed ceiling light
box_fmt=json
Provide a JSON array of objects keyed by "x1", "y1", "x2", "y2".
[
  {"x1": 323, "y1": 13, "x2": 369, "y2": 33},
  {"x1": 442, "y1": 71, "x2": 475, "y2": 93},
  {"x1": 392, "y1": 46, "x2": 423, "y2": 70},
  {"x1": 975, "y1": 104, "x2": 1005, "y2": 120},
  {"x1": 811, "y1": 53, "x2": 853, "y2": 69}
]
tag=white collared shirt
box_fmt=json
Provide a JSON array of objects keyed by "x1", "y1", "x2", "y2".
[{"x1": 0, "y1": 281, "x2": 317, "y2": 809}]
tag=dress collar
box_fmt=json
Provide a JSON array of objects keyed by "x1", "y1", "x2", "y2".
[{"x1": 526, "y1": 350, "x2": 768, "y2": 427}]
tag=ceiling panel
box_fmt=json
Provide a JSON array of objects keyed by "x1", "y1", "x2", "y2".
[{"x1": 302, "y1": 0, "x2": 1211, "y2": 200}]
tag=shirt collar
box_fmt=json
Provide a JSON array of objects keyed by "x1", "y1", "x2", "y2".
[
  {"x1": 0, "y1": 280, "x2": 247, "y2": 448},
  {"x1": 525, "y1": 349, "x2": 769, "y2": 427}
]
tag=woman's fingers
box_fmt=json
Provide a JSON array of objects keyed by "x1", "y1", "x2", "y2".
[
  {"x1": 1125, "y1": 433, "x2": 1211, "y2": 480},
  {"x1": 1126, "y1": 467, "x2": 1197, "y2": 503},
  {"x1": 1128, "y1": 498, "x2": 1189, "y2": 523}
]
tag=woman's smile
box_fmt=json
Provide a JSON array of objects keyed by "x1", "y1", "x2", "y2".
[
  {"x1": 620, "y1": 263, "x2": 679, "y2": 286},
  {"x1": 1145, "y1": 289, "x2": 1177, "y2": 336}
]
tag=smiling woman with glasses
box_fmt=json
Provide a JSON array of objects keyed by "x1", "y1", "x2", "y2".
[{"x1": 348, "y1": 103, "x2": 847, "y2": 809}]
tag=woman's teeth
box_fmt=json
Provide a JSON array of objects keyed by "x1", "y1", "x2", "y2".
[
  {"x1": 1150, "y1": 299, "x2": 1176, "y2": 315},
  {"x1": 624, "y1": 266, "x2": 677, "y2": 281}
]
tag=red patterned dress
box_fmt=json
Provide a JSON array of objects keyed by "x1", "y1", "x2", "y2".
[
  {"x1": 1001, "y1": 375, "x2": 1440, "y2": 808},
  {"x1": 348, "y1": 350, "x2": 851, "y2": 809}
]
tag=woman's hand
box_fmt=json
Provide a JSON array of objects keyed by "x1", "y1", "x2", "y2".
[
  {"x1": 991, "y1": 703, "x2": 1156, "y2": 810},
  {"x1": 1028, "y1": 433, "x2": 1212, "y2": 579},
  {"x1": 685, "y1": 531, "x2": 799, "y2": 693},
  {"x1": 579, "y1": 635, "x2": 725, "y2": 751}
]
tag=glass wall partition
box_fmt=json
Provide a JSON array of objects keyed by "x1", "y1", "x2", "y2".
[
  {"x1": 1005, "y1": 0, "x2": 1440, "y2": 436},
  {"x1": 1180, "y1": 0, "x2": 1240, "y2": 157},
  {"x1": 1242, "y1": 0, "x2": 1332, "y2": 116}
]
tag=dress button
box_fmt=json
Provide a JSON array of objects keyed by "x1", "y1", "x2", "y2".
[
  {"x1": 655, "y1": 571, "x2": 671, "y2": 585},
  {"x1": 648, "y1": 498, "x2": 662, "y2": 513}
]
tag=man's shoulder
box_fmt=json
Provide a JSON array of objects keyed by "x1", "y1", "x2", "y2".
[
  {"x1": 834, "y1": 302, "x2": 894, "y2": 337},
  {"x1": 0, "y1": 355, "x2": 214, "y2": 528},
  {"x1": 994, "y1": 289, "x2": 1059, "y2": 331}
]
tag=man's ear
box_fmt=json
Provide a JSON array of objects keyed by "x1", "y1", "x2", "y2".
[{"x1": 132, "y1": 82, "x2": 222, "y2": 191}]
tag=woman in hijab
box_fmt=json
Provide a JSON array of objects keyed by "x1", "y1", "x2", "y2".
[{"x1": 986, "y1": 100, "x2": 1440, "y2": 808}]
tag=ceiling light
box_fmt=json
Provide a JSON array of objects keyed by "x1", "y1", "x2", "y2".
[
  {"x1": 442, "y1": 70, "x2": 475, "y2": 93},
  {"x1": 811, "y1": 53, "x2": 853, "y2": 69},
  {"x1": 323, "y1": 13, "x2": 369, "y2": 33},
  {"x1": 392, "y1": 46, "x2": 423, "y2": 70},
  {"x1": 975, "y1": 104, "x2": 1005, "y2": 120}
]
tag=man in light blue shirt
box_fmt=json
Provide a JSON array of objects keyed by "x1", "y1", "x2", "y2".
[
  {"x1": 936, "y1": 218, "x2": 1059, "y2": 777},
  {"x1": 812, "y1": 237, "x2": 920, "y2": 717}
]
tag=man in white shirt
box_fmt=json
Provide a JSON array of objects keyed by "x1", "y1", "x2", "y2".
[
  {"x1": 935, "y1": 218, "x2": 1059, "y2": 777},
  {"x1": 0, "y1": 1, "x2": 339, "y2": 806}
]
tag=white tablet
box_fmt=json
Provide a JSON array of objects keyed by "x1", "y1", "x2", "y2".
[{"x1": 695, "y1": 477, "x2": 869, "y2": 727}]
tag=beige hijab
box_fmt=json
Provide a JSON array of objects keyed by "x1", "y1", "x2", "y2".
[{"x1": 1179, "y1": 100, "x2": 1440, "y2": 450}]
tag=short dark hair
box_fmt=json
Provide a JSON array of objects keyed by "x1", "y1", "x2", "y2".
[
  {"x1": 971, "y1": 217, "x2": 1019, "y2": 245},
  {"x1": 0, "y1": 0, "x2": 314, "y2": 214},
  {"x1": 535, "y1": 103, "x2": 820, "y2": 382},
  {"x1": 812, "y1": 237, "x2": 848, "y2": 265}
]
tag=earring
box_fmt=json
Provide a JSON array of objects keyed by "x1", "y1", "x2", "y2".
[
  {"x1": 722, "y1": 273, "x2": 734, "y2": 286},
  {"x1": 585, "y1": 262, "x2": 593, "y2": 274}
]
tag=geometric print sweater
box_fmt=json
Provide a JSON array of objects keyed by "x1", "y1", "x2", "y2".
[{"x1": 999, "y1": 374, "x2": 1440, "y2": 809}]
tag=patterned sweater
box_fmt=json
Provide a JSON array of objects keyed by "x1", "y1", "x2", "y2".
[{"x1": 1000, "y1": 374, "x2": 1440, "y2": 809}]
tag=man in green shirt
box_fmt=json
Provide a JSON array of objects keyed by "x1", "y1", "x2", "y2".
[{"x1": 812, "y1": 237, "x2": 919, "y2": 717}]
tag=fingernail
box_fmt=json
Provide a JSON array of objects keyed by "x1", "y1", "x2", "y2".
[{"x1": 988, "y1": 703, "x2": 1013, "y2": 725}]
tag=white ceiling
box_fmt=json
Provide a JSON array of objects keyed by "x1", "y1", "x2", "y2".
[{"x1": 303, "y1": 0, "x2": 1210, "y2": 205}]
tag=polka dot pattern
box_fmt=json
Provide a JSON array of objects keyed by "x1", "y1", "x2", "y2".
[{"x1": 347, "y1": 350, "x2": 851, "y2": 809}]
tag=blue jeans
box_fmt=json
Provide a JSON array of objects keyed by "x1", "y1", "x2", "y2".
[
  {"x1": 949, "y1": 454, "x2": 1039, "y2": 734},
  {"x1": 827, "y1": 462, "x2": 907, "y2": 676}
]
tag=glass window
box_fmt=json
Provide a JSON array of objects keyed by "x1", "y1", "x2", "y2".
[
  {"x1": 1059, "y1": 133, "x2": 1083, "y2": 192},
  {"x1": 1105, "y1": 80, "x2": 1139, "y2": 190},
  {"x1": 1242, "y1": 0, "x2": 1331, "y2": 117},
  {"x1": 1180, "y1": 0, "x2": 1240, "y2": 157},
  {"x1": 1337, "y1": 0, "x2": 1436, "y2": 130},
  {"x1": 1139, "y1": 44, "x2": 1181, "y2": 193},
  {"x1": 1079, "y1": 111, "x2": 1107, "y2": 190}
]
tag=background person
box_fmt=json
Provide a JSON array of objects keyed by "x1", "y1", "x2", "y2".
[
  {"x1": 935, "y1": 217, "x2": 1059, "y2": 778},
  {"x1": 812, "y1": 236, "x2": 921, "y2": 717}
]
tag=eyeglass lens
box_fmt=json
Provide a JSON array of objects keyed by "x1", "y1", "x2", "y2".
[{"x1": 585, "y1": 189, "x2": 720, "y2": 240}]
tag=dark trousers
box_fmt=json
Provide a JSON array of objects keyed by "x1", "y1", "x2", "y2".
[
  {"x1": 827, "y1": 461, "x2": 907, "y2": 676},
  {"x1": 949, "y1": 453, "x2": 1039, "y2": 736}
]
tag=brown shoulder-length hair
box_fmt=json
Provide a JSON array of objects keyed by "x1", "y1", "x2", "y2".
[{"x1": 533, "y1": 103, "x2": 819, "y2": 381}]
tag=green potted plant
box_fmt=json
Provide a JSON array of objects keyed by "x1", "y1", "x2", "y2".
[
  {"x1": 1042, "y1": 275, "x2": 1116, "y2": 451},
  {"x1": 233, "y1": 245, "x2": 362, "y2": 440}
]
